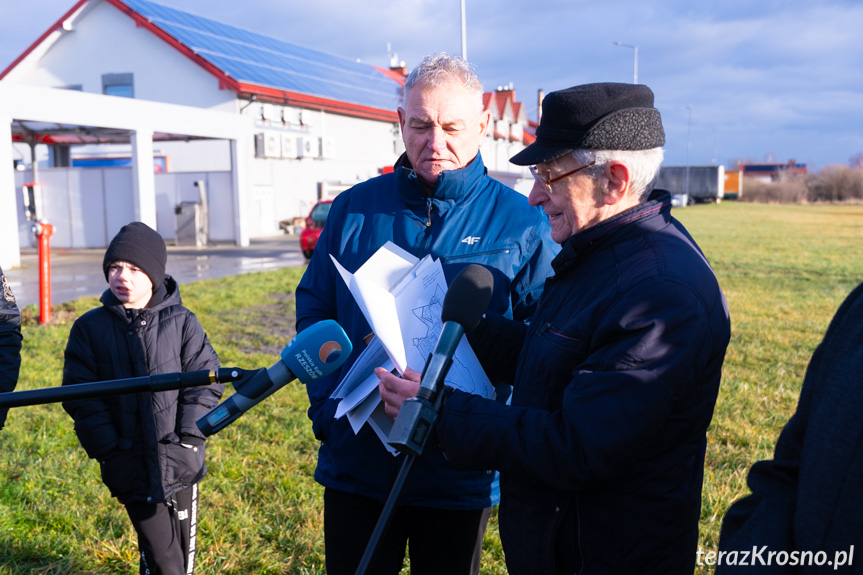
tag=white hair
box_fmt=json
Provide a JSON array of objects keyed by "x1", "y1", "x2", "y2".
[
  {"x1": 402, "y1": 52, "x2": 484, "y2": 113},
  {"x1": 572, "y1": 148, "x2": 665, "y2": 201}
]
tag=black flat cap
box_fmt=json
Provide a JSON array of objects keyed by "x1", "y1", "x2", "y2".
[{"x1": 511, "y1": 82, "x2": 665, "y2": 166}]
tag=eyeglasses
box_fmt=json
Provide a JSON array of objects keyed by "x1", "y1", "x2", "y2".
[{"x1": 529, "y1": 160, "x2": 597, "y2": 191}]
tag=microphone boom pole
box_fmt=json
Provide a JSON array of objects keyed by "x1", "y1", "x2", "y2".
[
  {"x1": 355, "y1": 264, "x2": 494, "y2": 575},
  {"x1": 0, "y1": 368, "x2": 243, "y2": 409}
]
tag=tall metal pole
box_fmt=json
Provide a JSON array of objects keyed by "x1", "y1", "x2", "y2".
[
  {"x1": 685, "y1": 105, "x2": 692, "y2": 199},
  {"x1": 613, "y1": 41, "x2": 638, "y2": 84},
  {"x1": 460, "y1": 0, "x2": 467, "y2": 59},
  {"x1": 712, "y1": 127, "x2": 717, "y2": 165}
]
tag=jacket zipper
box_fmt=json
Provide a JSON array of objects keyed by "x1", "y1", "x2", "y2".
[
  {"x1": 443, "y1": 248, "x2": 512, "y2": 262},
  {"x1": 418, "y1": 196, "x2": 434, "y2": 253},
  {"x1": 537, "y1": 322, "x2": 580, "y2": 341}
]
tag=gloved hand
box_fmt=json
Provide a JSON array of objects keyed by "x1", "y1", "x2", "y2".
[{"x1": 180, "y1": 434, "x2": 204, "y2": 447}]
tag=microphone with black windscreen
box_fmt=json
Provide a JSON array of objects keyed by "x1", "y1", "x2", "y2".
[{"x1": 387, "y1": 264, "x2": 493, "y2": 456}]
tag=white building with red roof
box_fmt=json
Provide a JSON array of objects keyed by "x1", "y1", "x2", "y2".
[{"x1": 0, "y1": 0, "x2": 535, "y2": 268}]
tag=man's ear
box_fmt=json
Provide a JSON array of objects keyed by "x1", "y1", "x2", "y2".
[
  {"x1": 478, "y1": 110, "x2": 491, "y2": 139},
  {"x1": 603, "y1": 162, "x2": 631, "y2": 206},
  {"x1": 397, "y1": 107, "x2": 406, "y2": 132}
]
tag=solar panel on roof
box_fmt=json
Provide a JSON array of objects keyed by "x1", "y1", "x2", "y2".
[{"x1": 121, "y1": 0, "x2": 401, "y2": 112}]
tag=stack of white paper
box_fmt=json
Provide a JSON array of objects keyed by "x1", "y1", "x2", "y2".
[{"x1": 329, "y1": 242, "x2": 494, "y2": 454}]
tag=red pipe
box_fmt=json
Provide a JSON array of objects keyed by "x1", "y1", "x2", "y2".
[{"x1": 35, "y1": 221, "x2": 54, "y2": 324}]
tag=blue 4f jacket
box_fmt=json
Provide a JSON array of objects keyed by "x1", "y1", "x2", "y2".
[{"x1": 295, "y1": 153, "x2": 558, "y2": 508}]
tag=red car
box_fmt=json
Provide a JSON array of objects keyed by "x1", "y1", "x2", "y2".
[{"x1": 300, "y1": 199, "x2": 333, "y2": 259}]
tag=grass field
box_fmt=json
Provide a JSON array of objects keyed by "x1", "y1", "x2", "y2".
[{"x1": 1, "y1": 202, "x2": 862, "y2": 574}]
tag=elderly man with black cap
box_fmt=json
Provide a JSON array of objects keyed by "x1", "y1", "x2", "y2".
[{"x1": 378, "y1": 82, "x2": 731, "y2": 574}]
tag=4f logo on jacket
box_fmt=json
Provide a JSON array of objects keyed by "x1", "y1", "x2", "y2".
[{"x1": 461, "y1": 236, "x2": 481, "y2": 246}]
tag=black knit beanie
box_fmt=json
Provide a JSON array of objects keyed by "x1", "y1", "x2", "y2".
[{"x1": 103, "y1": 222, "x2": 167, "y2": 289}]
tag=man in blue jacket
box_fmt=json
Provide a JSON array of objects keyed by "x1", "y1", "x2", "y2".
[
  {"x1": 379, "y1": 83, "x2": 732, "y2": 574},
  {"x1": 295, "y1": 52, "x2": 557, "y2": 575}
]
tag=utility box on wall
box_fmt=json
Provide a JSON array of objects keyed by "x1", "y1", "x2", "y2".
[
  {"x1": 174, "y1": 202, "x2": 202, "y2": 247},
  {"x1": 175, "y1": 202, "x2": 203, "y2": 246},
  {"x1": 174, "y1": 179, "x2": 209, "y2": 247}
]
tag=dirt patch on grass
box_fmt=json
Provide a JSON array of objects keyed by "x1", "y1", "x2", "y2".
[
  {"x1": 230, "y1": 292, "x2": 298, "y2": 356},
  {"x1": 20, "y1": 302, "x2": 84, "y2": 326}
]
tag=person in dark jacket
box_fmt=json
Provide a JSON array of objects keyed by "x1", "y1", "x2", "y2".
[
  {"x1": 62, "y1": 222, "x2": 223, "y2": 575},
  {"x1": 379, "y1": 82, "x2": 731, "y2": 575},
  {"x1": 0, "y1": 265, "x2": 23, "y2": 430},
  {"x1": 295, "y1": 52, "x2": 558, "y2": 575},
  {"x1": 716, "y1": 281, "x2": 863, "y2": 574}
]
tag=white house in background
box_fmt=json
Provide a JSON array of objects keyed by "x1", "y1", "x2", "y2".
[
  {"x1": 0, "y1": 0, "x2": 536, "y2": 269},
  {"x1": 483, "y1": 87, "x2": 536, "y2": 194}
]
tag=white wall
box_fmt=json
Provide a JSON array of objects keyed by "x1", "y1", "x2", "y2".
[
  {"x1": 158, "y1": 105, "x2": 402, "y2": 230},
  {"x1": 6, "y1": 0, "x2": 236, "y2": 112},
  {"x1": 12, "y1": 167, "x2": 237, "y2": 248},
  {"x1": 14, "y1": 167, "x2": 134, "y2": 249},
  {"x1": 245, "y1": 105, "x2": 401, "y2": 229},
  {"x1": 0, "y1": 119, "x2": 22, "y2": 269},
  {"x1": 156, "y1": 140, "x2": 233, "y2": 172},
  {"x1": 482, "y1": 133, "x2": 528, "y2": 176},
  {"x1": 155, "y1": 171, "x2": 235, "y2": 242}
]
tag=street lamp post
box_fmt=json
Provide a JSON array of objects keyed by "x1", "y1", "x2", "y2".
[
  {"x1": 613, "y1": 41, "x2": 638, "y2": 84},
  {"x1": 685, "y1": 105, "x2": 692, "y2": 199},
  {"x1": 712, "y1": 127, "x2": 717, "y2": 165},
  {"x1": 461, "y1": 0, "x2": 467, "y2": 59}
]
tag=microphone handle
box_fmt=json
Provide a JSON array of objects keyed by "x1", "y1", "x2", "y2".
[
  {"x1": 0, "y1": 368, "x2": 242, "y2": 409},
  {"x1": 388, "y1": 321, "x2": 465, "y2": 456},
  {"x1": 196, "y1": 319, "x2": 354, "y2": 437},
  {"x1": 418, "y1": 321, "x2": 464, "y2": 393},
  {"x1": 197, "y1": 358, "x2": 297, "y2": 436}
]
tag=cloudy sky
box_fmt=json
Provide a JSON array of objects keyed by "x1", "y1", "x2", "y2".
[{"x1": 2, "y1": 0, "x2": 862, "y2": 170}]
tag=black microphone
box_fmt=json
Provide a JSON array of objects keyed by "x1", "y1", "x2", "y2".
[
  {"x1": 197, "y1": 319, "x2": 352, "y2": 436},
  {"x1": 388, "y1": 264, "x2": 493, "y2": 456}
]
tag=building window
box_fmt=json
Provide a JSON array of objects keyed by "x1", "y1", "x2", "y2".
[
  {"x1": 102, "y1": 73, "x2": 134, "y2": 98},
  {"x1": 50, "y1": 145, "x2": 71, "y2": 167}
]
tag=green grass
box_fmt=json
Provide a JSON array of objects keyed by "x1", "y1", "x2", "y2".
[
  {"x1": 674, "y1": 203, "x2": 863, "y2": 573},
  {"x1": 1, "y1": 202, "x2": 862, "y2": 574}
]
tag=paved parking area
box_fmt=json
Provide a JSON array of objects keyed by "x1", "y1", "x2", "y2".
[{"x1": 5, "y1": 235, "x2": 307, "y2": 310}]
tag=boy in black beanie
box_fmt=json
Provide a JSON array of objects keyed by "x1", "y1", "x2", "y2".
[{"x1": 62, "y1": 221, "x2": 223, "y2": 575}]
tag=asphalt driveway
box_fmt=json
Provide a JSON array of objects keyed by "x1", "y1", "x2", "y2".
[{"x1": 5, "y1": 234, "x2": 307, "y2": 311}]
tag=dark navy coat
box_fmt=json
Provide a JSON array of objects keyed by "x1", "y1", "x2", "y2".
[
  {"x1": 62, "y1": 278, "x2": 222, "y2": 504},
  {"x1": 296, "y1": 152, "x2": 559, "y2": 508},
  {"x1": 437, "y1": 191, "x2": 731, "y2": 574},
  {"x1": 718, "y1": 282, "x2": 863, "y2": 574},
  {"x1": 0, "y1": 266, "x2": 22, "y2": 429}
]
